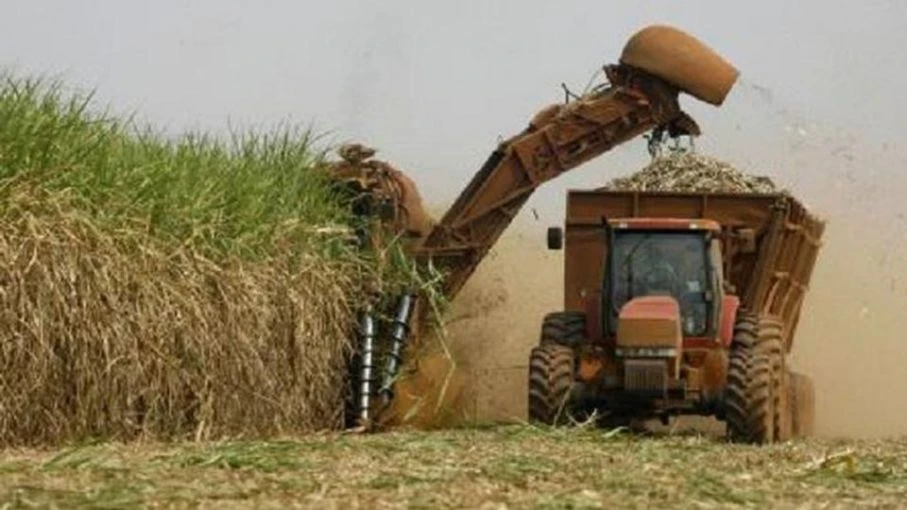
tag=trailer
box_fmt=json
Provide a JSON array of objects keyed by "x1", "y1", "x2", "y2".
[{"x1": 533, "y1": 189, "x2": 825, "y2": 443}]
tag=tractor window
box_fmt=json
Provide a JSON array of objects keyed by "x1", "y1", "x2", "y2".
[{"x1": 608, "y1": 231, "x2": 712, "y2": 336}]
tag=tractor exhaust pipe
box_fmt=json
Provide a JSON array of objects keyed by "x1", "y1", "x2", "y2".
[
  {"x1": 379, "y1": 293, "x2": 417, "y2": 406},
  {"x1": 356, "y1": 306, "x2": 378, "y2": 425}
]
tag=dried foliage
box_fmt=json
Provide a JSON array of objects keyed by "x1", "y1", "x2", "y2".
[
  {"x1": 0, "y1": 73, "x2": 410, "y2": 446},
  {"x1": 0, "y1": 185, "x2": 373, "y2": 446},
  {"x1": 602, "y1": 151, "x2": 780, "y2": 193}
]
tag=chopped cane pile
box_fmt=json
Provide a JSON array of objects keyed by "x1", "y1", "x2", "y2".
[{"x1": 601, "y1": 152, "x2": 779, "y2": 194}]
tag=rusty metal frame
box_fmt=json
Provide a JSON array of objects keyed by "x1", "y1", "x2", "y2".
[{"x1": 413, "y1": 68, "x2": 693, "y2": 299}]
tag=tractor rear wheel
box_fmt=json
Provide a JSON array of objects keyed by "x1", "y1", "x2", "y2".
[
  {"x1": 725, "y1": 313, "x2": 785, "y2": 444},
  {"x1": 776, "y1": 369, "x2": 793, "y2": 442},
  {"x1": 539, "y1": 311, "x2": 586, "y2": 349},
  {"x1": 789, "y1": 371, "x2": 816, "y2": 438},
  {"x1": 528, "y1": 344, "x2": 579, "y2": 425}
]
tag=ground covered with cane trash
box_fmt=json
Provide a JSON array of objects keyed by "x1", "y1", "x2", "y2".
[{"x1": 2, "y1": 425, "x2": 906, "y2": 509}]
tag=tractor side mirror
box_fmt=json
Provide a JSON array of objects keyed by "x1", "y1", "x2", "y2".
[{"x1": 547, "y1": 226, "x2": 563, "y2": 250}]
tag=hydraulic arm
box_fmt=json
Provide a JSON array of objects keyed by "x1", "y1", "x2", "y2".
[
  {"x1": 412, "y1": 65, "x2": 702, "y2": 299},
  {"x1": 332, "y1": 24, "x2": 740, "y2": 429},
  {"x1": 331, "y1": 25, "x2": 738, "y2": 302}
]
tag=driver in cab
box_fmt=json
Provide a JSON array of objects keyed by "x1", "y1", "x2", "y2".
[{"x1": 636, "y1": 238, "x2": 709, "y2": 335}]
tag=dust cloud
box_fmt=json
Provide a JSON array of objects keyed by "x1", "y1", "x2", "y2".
[
  {"x1": 376, "y1": 230, "x2": 562, "y2": 429},
  {"x1": 401, "y1": 118, "x2": 907, "y2": 439},
  {"x1": 420, "y1": 211, "x2": 907, "y2": 439},
  {"x1": 791, "y1": 219, "x2": 907, "y2": 439},
  {"x1": 442, "y1": 231, "x2": 563, "y2": 423}
]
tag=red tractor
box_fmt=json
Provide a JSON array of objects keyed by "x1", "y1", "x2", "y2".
[{"x1": 531, "y1": 190, "x2": 823, "y2": 443}]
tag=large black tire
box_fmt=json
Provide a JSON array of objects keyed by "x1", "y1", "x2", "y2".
[
  {"x1": 539, "y1": 311, "x2": 586, "y2": 349},
  {"x1": 725, "y1": 313, "x2": 785, "y2": 444},
  {"x1": 528, "y1": 344, "x2": 579, "y2": 425},
  {"x1": 789, "y1": 371, "x2": 815, "y2": 438},
  {"x1": 765, "y1": 323, "x2": 789, "y2": 442}
]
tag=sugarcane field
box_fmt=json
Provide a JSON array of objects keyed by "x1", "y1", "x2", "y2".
[{"x1": 1, "y1": 3, "x2": 906, "y2": 509}]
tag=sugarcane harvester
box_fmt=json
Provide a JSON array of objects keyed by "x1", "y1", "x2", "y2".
[{"x1": 330, "y1": 25, "x2": 752, "y2": 432}]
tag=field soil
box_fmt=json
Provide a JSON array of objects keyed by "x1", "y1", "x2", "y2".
[{"x1": 2, "y1": 426, "x2": 904, "y2": 509}]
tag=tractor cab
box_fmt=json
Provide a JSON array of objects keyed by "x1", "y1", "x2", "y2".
[
  {"x1": 604, "y1": 218, "x2": 723, "y2": 340},
  {"x1": 591, "y1": 219, "x2": 726, "y2": 407},
  {"x1": 531, "y1": 189, "x2": 820, "y2": 442}
]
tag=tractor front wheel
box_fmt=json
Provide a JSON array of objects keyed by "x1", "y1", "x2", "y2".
[
  {"x1": 528, "y1": 344, "x2": 579, "y2": 425},
  {"x1": 539, "y1": 311, "x2": 587, "y2": 349}
]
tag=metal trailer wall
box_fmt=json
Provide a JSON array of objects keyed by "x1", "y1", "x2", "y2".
[{"x1": 562, "y1": 190, "x2": 825, "y2": 349}]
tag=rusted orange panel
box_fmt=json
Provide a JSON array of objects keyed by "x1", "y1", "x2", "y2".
[
  {"x1": 616, "y1": 296, "x2": 683, "y2": 375},
  {"x1": 756, "y1": 199, "x2": 826, "y2": 351},
  {"x1": 568, "y1": 190, "x2": 781, "y2": 230},
  {"x1": 582, "y1": 288, "x2": 604, "y2": 341},
  {"x1": 562, "y1": 189, "x2": 825, "y2": 348},
  {"x1": 718, "y1": 295, "x2": 740, "y2": 346},
  {"x1": 617, "y1": 297, "x2": 682, "y2": 349},
  {"x1": 617, "y1": 318, "x2": 681, "y2": 350},
  {"x1": 621, "y1": 25, "x2": 739, "y2": 106},
  {"x1": 564, "y1": 224, "x2": 607, "y2": 312},
  {"x1": 619, "y1": 296, "x2": 680, "y2": 320}
]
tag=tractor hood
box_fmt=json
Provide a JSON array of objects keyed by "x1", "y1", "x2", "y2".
[{"x1": 615, "y1": 295, "x2": 683, "y2": 356}]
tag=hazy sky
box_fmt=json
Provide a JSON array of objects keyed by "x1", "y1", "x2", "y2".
[{"x1": 2, "y1": 1, "x2": 906, "y2": 223}]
